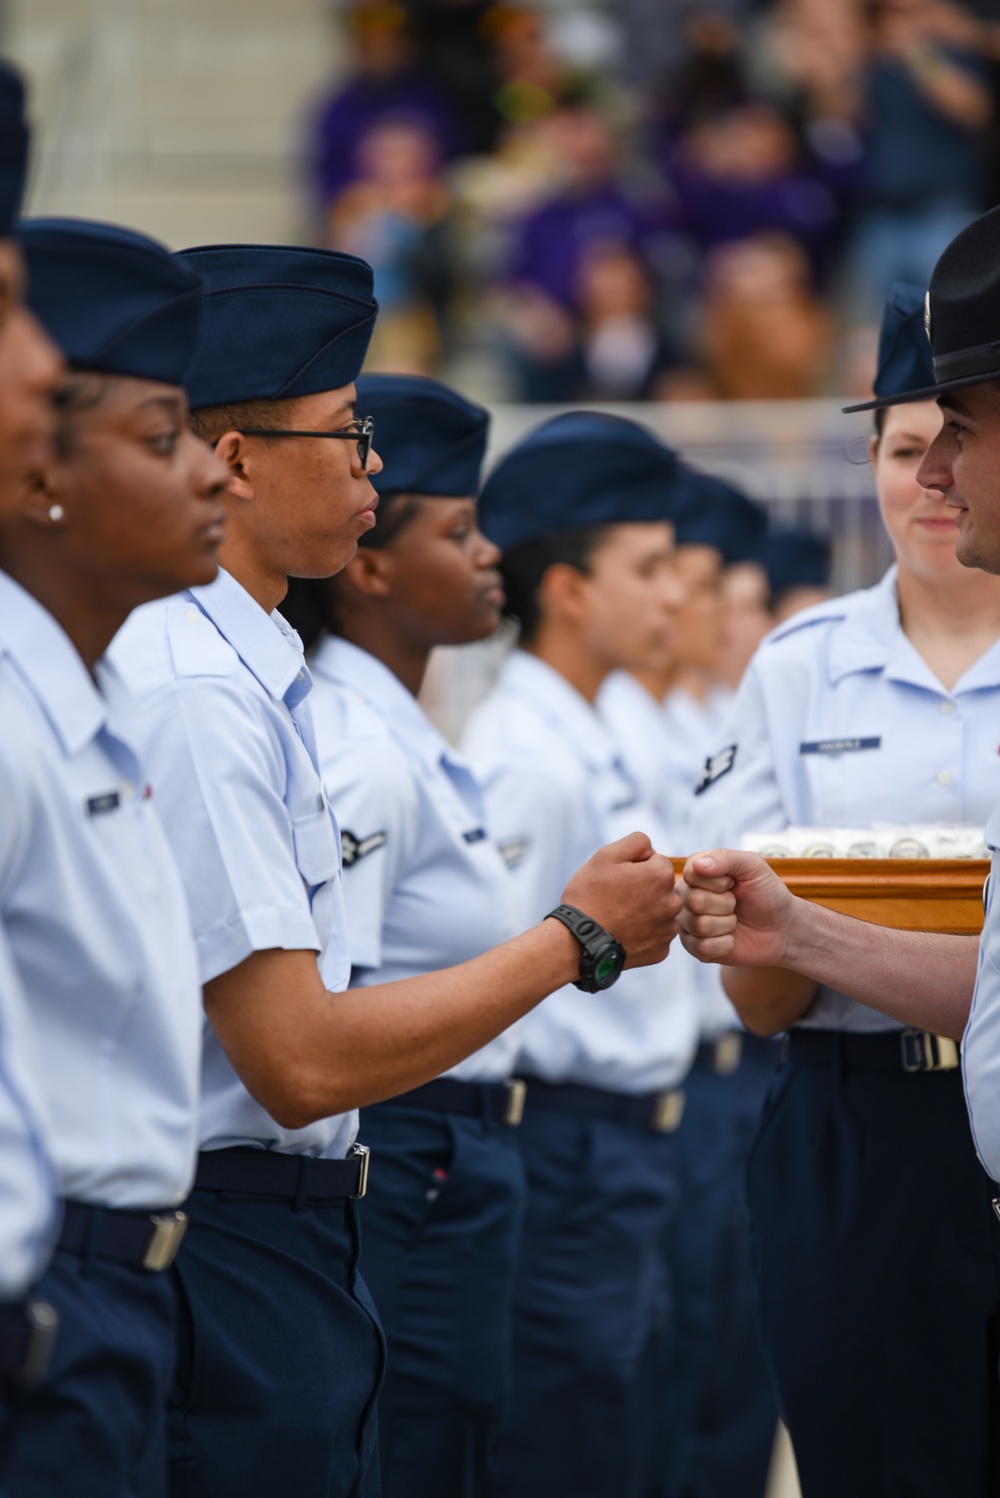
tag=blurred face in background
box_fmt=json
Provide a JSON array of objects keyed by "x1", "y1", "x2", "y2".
[
  {"x1": 568, "y1": 521, "x2": 685, "y2": 674},
  {"x1": 718, "y1": 558, "x2": 771, "y2": 687},
  {"x1": 669, "y1": 543, "x2": 727, "y2": 675},
  {"x1": 0, "y1": 241, "x2": 63, "y2": 501},
  {"x1": 872, "y1": 400, "x2": 956, "y2": 583}
]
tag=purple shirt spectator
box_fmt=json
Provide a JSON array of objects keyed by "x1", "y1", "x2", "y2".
[{"x1": 312, "y1": 73, "x2": 458, "y2": 204}]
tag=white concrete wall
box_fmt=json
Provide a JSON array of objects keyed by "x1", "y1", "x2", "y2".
[{"x1": 3, "y1": 0, "x2": 339, "y2": 246}]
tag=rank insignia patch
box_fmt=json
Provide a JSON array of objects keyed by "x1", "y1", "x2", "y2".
[
  {"x1": 498, "y1": 836, "x2": 530, "y2": 870},
  {"x1": 340, "y1": 829, "x2": 387, "y2": 868},
  {"x1": 695, "y1": 745, "x2": 737, "y2": 796}
]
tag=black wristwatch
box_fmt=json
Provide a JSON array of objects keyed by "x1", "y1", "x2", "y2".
[{"x1": 545, "y1": 904, "x2": 626, "y2": 992}]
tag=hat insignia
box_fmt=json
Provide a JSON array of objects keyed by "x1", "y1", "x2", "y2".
[{"x1": 923, "y1": 291, "x2": 932, "y2": 342}]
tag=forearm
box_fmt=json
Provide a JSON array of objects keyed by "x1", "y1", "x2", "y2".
[
  {"x1": 211, "y1": 919, "x2": 583, "y2": 1128},
  {"x1": 722, "y1": 966, "x2": 818, "y2": 1036},
  {"x1": 781, "y1": 898, "x2": 978, "y2": 1039},
  {"x1": 318, "y1": 921, "x2": 580, "y2": 1111}
]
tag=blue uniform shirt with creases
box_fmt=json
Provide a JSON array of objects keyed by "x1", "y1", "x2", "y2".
[
  {"x1": 694, "y1": 566, "x2": 1000, "y2": 1032},
  {"x1": 463, "y1": 650, "x2": 700, "y2": 1094},
  {"x1": 0, "y1": 569, "x2": 202, "y2": 1210},
  {"x1": 0, "y1": 920, "x2": 59, "y2": 1300},
  {"x1": 112, "y1": 567, "x2": 356, "y2": 1161},
  {"x1": 309, "y1": 637, "x2": 524, "y2": 1083}
]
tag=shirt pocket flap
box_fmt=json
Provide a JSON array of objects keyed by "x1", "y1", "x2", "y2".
[{"x1": 292, "y1": 808, "x2": 341, "y2": 887}]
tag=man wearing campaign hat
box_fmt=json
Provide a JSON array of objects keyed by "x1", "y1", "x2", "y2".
[
  {"x1": 280, "y1": 372, "x2": 532, "y2": 1498},
  {"x1": 0, "y1": 215, "x2": 229, "y2": 1495},
  {"x1": 460, "y1": 412, "x2": 702, "y2": 1498},
  {"x1": 0, "y1": 61, "x2": 66, "y2": 1465},
  {"x1": 678, "y1": 236, "x2": 1000, "y2": 1496},
  {"x1": 111, "y1": 255, "x2": 681, "y2": 1497}
]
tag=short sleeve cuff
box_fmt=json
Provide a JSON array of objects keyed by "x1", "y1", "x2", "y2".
[{"x1": 197, "y1": 906, "x2": 322, "y2": 985}]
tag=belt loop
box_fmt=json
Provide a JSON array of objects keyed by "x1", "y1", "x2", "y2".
[
  {"x1": 293, "y1": 1157, "x2": 309, "y2": 1212},
  {"x1": 82, "y1": 1205, "x2": 102, "y2": 1279},
  {"x1": 832, "y1": 1034, "x2": 845, "y2": 1089}
]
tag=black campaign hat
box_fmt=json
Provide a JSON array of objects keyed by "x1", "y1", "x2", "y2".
[
  {"x1": 864, "y1": 205, "x2": 1000, "y2": 405},
  {"x1": 842, "y1": 283, "x2": 935, "y2": 413}
]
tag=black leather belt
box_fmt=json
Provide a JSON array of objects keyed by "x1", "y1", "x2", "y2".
[
  {"x1": 380, "y1": 1076, "x2": 527, "y2": 1126},
  {"x1": 193, "y1": 1144, "x2": 370, "y2": 1201},
  {"x1": 57, "y1": 1200, "x2": 188, "y2": 1273},
  {"x1": 520, "y1": 1077, "x2": 686, "y2": 1134},
  {"x1": 695, "y1": 1029, "x2": 781, "y2": 1077},
  {"x1": 0, "y1": 1299, "x2": 58, "y2": 1387},
  {"x1": 785, "y1": 1027, "x2": 960, "y2": 1074}
]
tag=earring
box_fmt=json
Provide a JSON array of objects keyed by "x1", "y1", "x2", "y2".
[{"x1": 48, "y1": 504, "x2": 65, "y2": 523}]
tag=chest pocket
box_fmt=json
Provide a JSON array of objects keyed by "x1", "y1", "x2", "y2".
[{"x1": 292, "y1": 807, "x2": 341, "y2": 889}]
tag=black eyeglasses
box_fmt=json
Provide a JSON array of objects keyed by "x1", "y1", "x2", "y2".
[{"x1": 240, "y1": 415, "x2": 375, "y2": 470}]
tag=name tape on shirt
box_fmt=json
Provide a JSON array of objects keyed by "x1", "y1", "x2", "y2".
[
  {"x1": 695, "y1": 745, "x2": 737, "y2": 796},
  {"x1": 498, "y1": 836, "x2": 530, "y2": 870},
  {"x1": 799, "y1": 737, "x2": 881, "y2": 756},
  {"x1": 463, "y1": 827, "x2": 488, "y2": 845},
  {"x1": 340, "y1": 829, "x2": 387, "y2": 868},
  {"x1": 85, "y1": 790, "x2": 121, "y2": 817}
]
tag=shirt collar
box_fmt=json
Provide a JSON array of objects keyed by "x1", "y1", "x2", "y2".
[
  {"x1": 188, "y1": 567, "x2": 309, "y2": 707},
  {"x1": 0, "y1": 568, "x2": 114, "y2": 756},
  {"x1": 311, "y1": 636, "x2": 453, "y2": 772},
  {"x1": 502, "y1": 650, "x2": 620, "y2": 770},
  {"x1": 827, "y1": 564, "x2": 1000, "y2": 695}
]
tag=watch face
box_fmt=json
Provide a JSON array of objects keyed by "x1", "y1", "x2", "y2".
[{"x1": 594, "y1": 949, "x2": 622, "y2": 986}]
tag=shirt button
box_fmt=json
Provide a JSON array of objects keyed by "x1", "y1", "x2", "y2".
[
  {"x1": 936, "y1": 770, "x2": 953, "y2": 786},
  {"x1": 121, "y1": 780, "x2": 135, "y2": 799},
  {"x1": 940, "y1": 701, "x2": 955, "y2": 716},
  {"x1": 185, "y1": 609, "x2": 198, "y2": 623}
]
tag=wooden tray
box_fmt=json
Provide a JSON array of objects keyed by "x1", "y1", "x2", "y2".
[{"x1": 670, "y1": 856, "x2": 990, "y2": 935}]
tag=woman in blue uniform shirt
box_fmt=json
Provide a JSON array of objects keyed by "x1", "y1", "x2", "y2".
[
  {"x1": 281, "y1": 372, "x2": 525, "y2": 1498},
  {"x1": 0, "y1": 218, "x2": 229, "y2": 1497},
  {"x1": 691, "y1": 283, "x2": 1000, "y2": 1497}
]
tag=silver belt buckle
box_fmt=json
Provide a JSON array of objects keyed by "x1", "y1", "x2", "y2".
[
  {"x1": 504, "y1": 1078, "x2": 527, "y2": 1127},
  {"x1": 993, "y1": 1198, "x2": 1000, "y2": 1227},
  {"x1": 142, "y1": 1211, "x2": 188, "y2": 1272},
  {"x1": 713, "y1": 1032, "x2": 742, "y2": 1076},
  {"x1": 651, "y1": 1089, "x2": 686, "y2": 1133},
  {"x1": 350, "y1": 1143, "x2": 371, "y2": 1199},
  {"x1": 900, "y1": 1030, "x2": 960, "y2": 1073},
  {"x1": 18, "y1": 1298, "x2": 59, "y2": 1387}
]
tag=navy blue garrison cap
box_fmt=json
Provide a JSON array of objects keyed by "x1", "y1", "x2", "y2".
[
  {"x1": 843, "y1": 283, "x2": 935, "y2": 413},
  {"x1": 0, "y1": 63, "x2": 28, "y2": 235},
  {"x1": 761, "y1": 528, "x2": 830, "y2": 595},
  {"x1": 17, "y1": 218, "x2": 204, "y2": 385},
  {"x1": 356, "y1": 373, "x2": 489, "y2": 498},
  {"x1": 674, "y1": 472, "x2": 768, "y2": 566},
  {"x1": 178, "y1": 244, "x2": 378, "y2": 410},
  {"x1": 478, "y1": 412, "x2": 683, "y2": 552}
]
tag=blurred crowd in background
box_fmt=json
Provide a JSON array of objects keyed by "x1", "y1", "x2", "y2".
[{"x1": 303, "y1": 0, "x2": 1000, "y2": 403}]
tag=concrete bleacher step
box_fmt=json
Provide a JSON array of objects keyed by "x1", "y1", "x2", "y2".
[{"x1": 3, "y1": 0, "x2": 341, "y2": 246}]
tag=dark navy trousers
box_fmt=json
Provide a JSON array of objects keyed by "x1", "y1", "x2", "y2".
[
  {"x1": 747, "y1": 1042, "x2": 1000, "y2": 1498},
  {"x1": 167, "y1": 1189, "x2": 384, "y2": 1498},
  {"x1": 1, "y1": 1246, "x2": 175, "y2": 1497},
  {"x1": 357, "y1": 1103, "x2": 526, "y2": 1498},
  {"x1": 654, "y1": 1033, "x2": 779, "y2": 1498},
  {"x1": 493, "y1": 1101, "x2": 681, "y2": 1498}
]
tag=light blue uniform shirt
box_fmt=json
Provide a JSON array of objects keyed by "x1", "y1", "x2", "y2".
[
  {"x1": 598, "y1": 670, "x2": 739, "y2": 1043},
  {"x1": 463, "y1": 651, "x2": 700, "y2": 1094},
  {"x1": 695, "y1": 566, "x2": 1000, "y2": 1032},
  {"x1": 309, "y1": 637, "x2": 524, "y2": 1083},
  {"x1": 0, "y1": 570, "x2": 202, "y2": 1208},
  {"x1": 0, "y1": 922, "x2": 58, "y2": 1299},
  {"x1": 961, "y1": 806, "x2": 1000, "y2": 1180},
  {"x1": 112, "y1": 568, "x2": 356, "y2": 1161}
]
